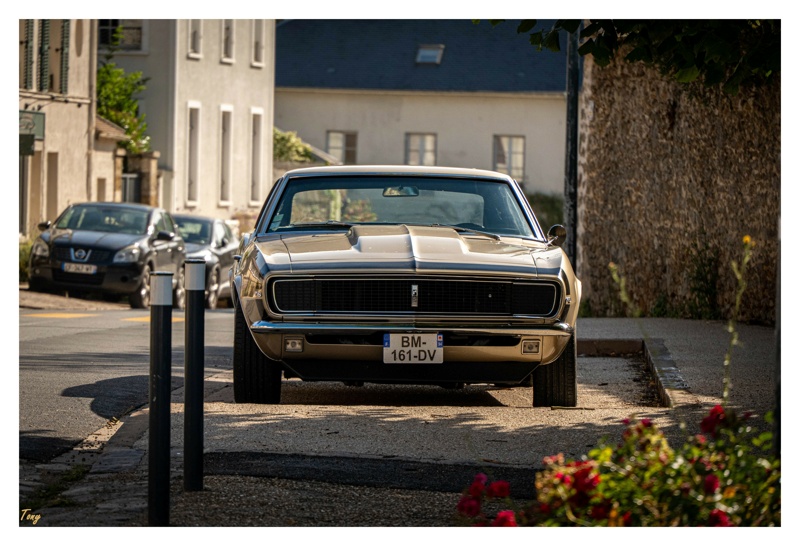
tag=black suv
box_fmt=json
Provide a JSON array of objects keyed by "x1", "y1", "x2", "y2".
[{"x1": 28, "y1": 202, "x2": 186, "y2": 309}]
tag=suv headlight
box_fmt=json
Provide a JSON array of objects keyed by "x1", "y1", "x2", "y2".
[
  {"x1": 113, "y1": 245, "x2": 142, "y2": 263},
  {"x1": 31, "y1": 240, "x2": 49, "y2": 258}
]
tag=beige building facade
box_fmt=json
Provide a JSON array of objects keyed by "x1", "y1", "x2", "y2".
[
  {"x1": 275, "y1": 88, "x2": 567, "y2": 195},
  {"x1": 106, "y1": 19, "x2": 276, "y2": 220},
  {"x1": 19, "y1": 19, "x2": 101, "y2": 238}
]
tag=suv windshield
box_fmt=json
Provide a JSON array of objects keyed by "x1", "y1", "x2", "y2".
[
  {"x1": 265, "y1": 176, "x2": 535, "y2": 238},
  {"x1": 57, "y1": 205, "x2": 150, "y2": 235}
]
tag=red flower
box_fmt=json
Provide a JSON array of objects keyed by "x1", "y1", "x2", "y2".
[
  {"x1": 491, "y1": 510, "x2": 518, "y2": 527},
  {"x1": 640, "y1": 418, "x2": 652, "y2": 428},
  {"x1": 457, "y1": 495, "x2": 481, "y2": 517},
  {"x1": 474, "y1": 473, "x2": 488, "y2": 485},
  {"x1": 708, "y1": 509, "x2": 732, "y2": 527},
  {"x1": 704, "y1": 474, "x2": 720, "y2": 495},
  {"x1": 469, "y1": 481, "x2": 485, "y2": 498},
  {"x1": 622, "y1": 512, "x2": 633, "y2": 526},
  {"x1": 590, "y1": 503, "x2": 610, "y2": 520},
  {"x1": 573, "y1": 465, "x2": 600, "y2": 492},
  {"x1": 701, "y1": 405, "x2": 727, "y2": 436},
  {"x1": 486, "y1": 480, "x2": 511, "y2": 498},
  {"x1": 538, "y1": 503, "x2": 551, "y2": 515}
]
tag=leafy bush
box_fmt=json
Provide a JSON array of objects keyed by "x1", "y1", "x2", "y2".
[
  {"x1": 456, "y1": 408, "x2": 780, "y2": 527},
  {"x1": 274, "y1": 128, "x2": 314, "y2": 163},
  {"x1": 19, "y1": 240, "x2": 32, "y2": 282}
]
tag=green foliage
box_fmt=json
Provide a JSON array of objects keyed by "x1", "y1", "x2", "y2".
[
  {"x1": 525, "y1": 192, "x2": 563, "y2": 233},
  {"x1": 456, "y1": 409, "x2": 780, "y2": 527},
  {"x1": 19, "y1": 240, "x2": 32, "y2": 282},
  {"x1": 96, "y1": 27, "x2": 151, "y2": 154},
  {"x1": 484, "y1": 19, "x2": 780, "y2": 95},
  {"x1": 274, "y1": 128, "x2": 314, "y2": 162}
]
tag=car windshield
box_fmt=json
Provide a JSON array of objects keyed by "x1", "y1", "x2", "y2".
[
  {"x1": 174, "y1": 217, "x2": 212, "y2": 245},
  {"x1": 266, "y1": 176, "x2": 535, "y2": 238},
  {"x1": 56, "y1": 205, "x2": 149, "y2": 235}
]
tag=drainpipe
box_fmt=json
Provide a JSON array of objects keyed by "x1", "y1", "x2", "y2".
[{"x1": 86, "y1": 19, "x2": 97, "y2": 201}]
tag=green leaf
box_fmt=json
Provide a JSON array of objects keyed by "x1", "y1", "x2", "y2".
[
  {"x1": 543, "y1": 30, "x2": 562, "y2": 52},
  {"x1": 556, "y1": 20, "x2": 581, "y2": 34},
  {"x1": 516, "y1": 20, "x2": 537, "y2": 33},
  {"x1": 674, "y1": 64, "x2": 701, "y2": 83}
]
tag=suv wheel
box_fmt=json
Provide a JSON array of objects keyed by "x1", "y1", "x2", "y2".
[{"x1": 129, "y1": 264, "x2": 152, "y2": 309}]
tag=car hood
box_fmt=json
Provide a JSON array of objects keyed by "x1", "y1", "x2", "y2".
[
  {"x1": 48, "y1": 229, "x2": 146, "y2": 250},
  {"x1": 185, "y1": 242, "x2": 209, "y2": 256},
  {"x1": 255, "y1": 225, "x2": 561, "y2": 276}
]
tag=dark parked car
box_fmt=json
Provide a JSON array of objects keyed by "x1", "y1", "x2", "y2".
[
  {"x1": 28, "y1": 202, "x2": 187, "y2": 309},
  {"x1": 230, "y1": 165, "x2": 582, "y2": 407},
  {"x1": 172, "y1": 213, "x2": 239, "y2": 309}
]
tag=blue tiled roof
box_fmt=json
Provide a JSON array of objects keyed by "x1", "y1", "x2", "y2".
[{"x1": 276, "y1": 19, "x2": 567, "y2": 93}]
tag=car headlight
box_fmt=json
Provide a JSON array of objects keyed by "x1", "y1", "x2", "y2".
[
  {"x1": 113, "y1": 245, "x2": 142, "y2": 263},
  {"x1": 31, "y1": 240, "x2": 49, "y2": 258}
]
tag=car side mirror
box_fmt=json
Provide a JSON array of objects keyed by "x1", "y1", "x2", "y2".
[
  {"x1": 547, "y1": 224, "x2": 567, "y2": 247},
  {"x1": 156, "y1": 230, "x2": 175, "y2": 241},
  {"x1": 37, "y1": 221, "x2": 51, "y2": 232}
]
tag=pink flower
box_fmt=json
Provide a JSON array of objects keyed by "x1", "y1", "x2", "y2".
[
  {"x1": 486, "y1": 480, "x2": 511, "y2": 498},
  {"x1": 704, "y1": 474, "x2": 720, "y2": 495},
  {"x1": 457, "y1": 495, "x2": 481, "y2": 517},
  {"x1": 708, "y1": 509, "x2": 732, "y2": 527},
  {"x1": 490, "y1": 510, "x2": 517, "y2": 527}
]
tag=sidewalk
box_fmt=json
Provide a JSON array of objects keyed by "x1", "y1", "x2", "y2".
[{"x1": 19, "y1": 286, "x2": 779, "y2": 527}]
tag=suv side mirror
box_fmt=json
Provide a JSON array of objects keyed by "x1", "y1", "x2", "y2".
[
  {"x1": 547, "y1": 224, "x2": 567, "y2": 247},
  {"x1": 37, "y1": 221, "x2": 51, "y2": 232}
]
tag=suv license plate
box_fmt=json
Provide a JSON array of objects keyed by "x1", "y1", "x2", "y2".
[
  {"x1": 63, "y1": 262, "x2": 97, "y2": 274},
  {"x1": 383, "y1": 333, "x2": 443, "y2": 364}
]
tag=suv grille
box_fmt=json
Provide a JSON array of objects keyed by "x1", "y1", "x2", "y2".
[{"x1": 270, "y1": 278, "x2": 560, "y2": 317}]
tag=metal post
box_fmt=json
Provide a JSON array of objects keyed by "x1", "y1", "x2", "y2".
[
  {"x1": 564, "y1": 28, "x2": 580, "y2": 270},
  {"x1": 148, "y1": 272, "x2": 173, "y2": 526},
  {"x1": 184, "y1": 259, "x2": 205, "y2": 491}
]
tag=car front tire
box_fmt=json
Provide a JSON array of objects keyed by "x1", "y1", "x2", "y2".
[
  {"x1": 233, "y1": 301, "x2": 282, "y2": 403},
  {"x1": 205, "y1": 266, "x2": 220, "y2": 310},
  {"x1": 129, "y1": 264, "x2": 152, "y2": 309},
  {"x1": 533, "y1": 331, "x2": 578, "y2": 407}
]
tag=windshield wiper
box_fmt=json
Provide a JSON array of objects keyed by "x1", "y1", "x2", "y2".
[
  {"x1": 279, "y1": 220, "x2": 354, "y2": 230},
  {"x1": 429, "y1": 224, "x2": 500, "y2": 240}
]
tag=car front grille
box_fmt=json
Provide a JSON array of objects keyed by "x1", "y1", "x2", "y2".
[
  {"x1": 270, "y1": 277, "x2": 560, "y2": 317},
  {"x1": 54, "y1": 247, "x2": 113, "y2": 264}
]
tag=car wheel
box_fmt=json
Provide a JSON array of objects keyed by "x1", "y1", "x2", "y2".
[
  {"x1": 205, "y1": 266, "x2": 220, "y2": 310},
  {"x1": 233, "y1": 301, "x2": 282, "y2": 403},
  {"x1": 173, "y1": 265, "x2": 186, "y2": 310},
  {"x1": 532, "y1": 331, "x2": 577, "y2": 407},
  {"x1": 129, "y1": 264, "x2": 152, "y2": 309}
]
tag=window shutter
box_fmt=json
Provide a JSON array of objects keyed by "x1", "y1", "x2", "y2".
[
  {"x1": 60, "y1": 20, "x2": 70, "y2": 94},
  {"x1": 24, "y1": 20, "x2": 34, "y2": 89},
  {"x1": 38, "y1": 20, "x2": 50, "y2": 92}
]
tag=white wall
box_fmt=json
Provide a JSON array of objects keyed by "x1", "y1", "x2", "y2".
[{"x1": 275, "y1": 88, "x2": 566, "y2": 195}]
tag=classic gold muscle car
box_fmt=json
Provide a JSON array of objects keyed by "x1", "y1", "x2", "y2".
[{"x1": 230, "y1": 166, "x2": 581, "y2": 406}]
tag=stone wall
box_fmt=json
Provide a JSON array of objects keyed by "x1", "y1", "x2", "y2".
[{"x1": 577, "y1": 56, "x2": 780, "y2": 325}]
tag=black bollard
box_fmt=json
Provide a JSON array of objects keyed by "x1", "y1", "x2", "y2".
[
  {"x1": 184, "y1": 259, "x2": 205, "y2": 491},
  {"x1": 149, "y1": 271, "x2": 173, "y2": 526}
]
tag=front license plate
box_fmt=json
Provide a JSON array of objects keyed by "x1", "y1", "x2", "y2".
[
  {"x1": 63, "y1": 262, "x2": 97, "y2": 274},
  {"x1": 383, "y1": 333, "x2": 443, "y2": 364}
]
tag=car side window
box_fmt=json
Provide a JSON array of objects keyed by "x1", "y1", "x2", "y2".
[{"x1": 153, "y1": 212, "x2": 170, "y2": 234}]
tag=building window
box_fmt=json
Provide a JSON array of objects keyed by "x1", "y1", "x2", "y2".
[
  {"x1": 188, "y1": 20, "x2": 202, "y2": 58},
  {"x1": 405, "y1": 133, "x2": 437, "y2": 166},
  {"x1": 219, "y1": 107, "x2": 233, "y2": 204},
  {"x1": 251, "y1": 20, "x2": 264, "y2": 67},
  {"x1": 99, "y1": 19, "x2": 144, "y2": 51},
  {"x1": 327, "y1": 131, "x2": 357, "y2": 164},
  {"x1": 187, "y1": 103, "x2": 201, "y2": 204},
  {"x1": 19, "y1": 19, "x2": 34, "y2": 90},
  {"x1": 221, "y1": 20, "x2": 234, "y2": 63},
  {"x1": 250, "y1": 109, "x2": 264, "y2": 203},
  {"x1": 416, "y1": 44, "x2": 444, "y2": 64},
  {"x1": 493, "y1": 135, "x2": 525, "y2": 181}
]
